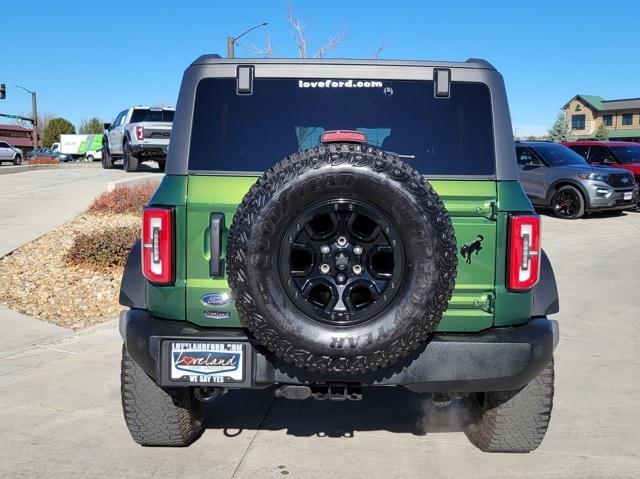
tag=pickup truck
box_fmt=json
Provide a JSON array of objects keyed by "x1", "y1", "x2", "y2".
[{"x1": 102, "y1": 106, "x2": 173, "y2": 172}]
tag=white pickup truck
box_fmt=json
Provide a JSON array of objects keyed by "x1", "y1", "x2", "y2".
[{"x1": 102, "y1": 106, "x2": 174, "y2": 172}]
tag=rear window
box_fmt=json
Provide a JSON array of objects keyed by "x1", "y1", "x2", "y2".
[
  {"x1": 189, "y1": 78, "x2": 495, "y2": 176},
  {"x1": 131, "y1": 109, "x2": 174, "y2": 123}
]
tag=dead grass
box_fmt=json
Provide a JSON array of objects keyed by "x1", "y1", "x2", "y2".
[{"x1": 27, "y1": 157, "x2": 60, "y2": 165}]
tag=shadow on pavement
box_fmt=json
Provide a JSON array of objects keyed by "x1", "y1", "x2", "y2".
[
  {"x1": 205, "y1": 386, "x2": 469, "y2": 438},
  {"x1": 110, "y1": 160, "x2": 163, "y2": 173}
]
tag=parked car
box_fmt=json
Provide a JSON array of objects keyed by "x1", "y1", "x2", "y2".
[
  {"x1": 516, "y1": 141, "x2": 636, "y2": 219},
  {"x1": 562, "y1": 140, "x2": 640, "y2": 187},
  {"x1": 0, "y1": 141, "x2": 23, "y2": 165},
  {"x1": 118, "y1": 56, "x2": 560, "y2": 453},
  {"x1": 102, "y1": 106, "x2": 173, "y2": 172},
  {"x1": 25, "y1": 148, "x2": 70, "y2": 162}
]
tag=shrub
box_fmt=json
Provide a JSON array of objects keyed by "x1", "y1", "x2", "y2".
[
  {"x1": 89, "y1": 181, "x2": 159, "y2": 215},
  {"x1": 65, "y1": 225, "x2": 140, "y2": 270},
  {"x1": 27, "y1": 157, "x2": 60, "y2": 165}
]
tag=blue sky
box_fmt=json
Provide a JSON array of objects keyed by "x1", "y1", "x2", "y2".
[{"x1": 2, "y1": 0, "x2": 639, "y2": 136}]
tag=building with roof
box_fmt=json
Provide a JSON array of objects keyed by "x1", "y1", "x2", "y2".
[
  {"x1": 563, "y1": 95, "x2": 640, "y2": 141},
  {"x1": 0, "y1": 124, "x2": 34, "y2": 151}
]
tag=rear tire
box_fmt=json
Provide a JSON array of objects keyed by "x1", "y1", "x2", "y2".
[
  {"x1": 123, "y1": 141, "x2": 138, "y2": 172},
  {"x1": 102, "y1": 140, "x2": 113, "y2": 169},
  {"x1": 464, "y1": 358, "x2": 554, "y2": 453},
  {"x1": 120, "y1": 345, "x2": 205, "y2": 446},
  {"x1": 158, "y1": 159, "x2": 166, "y2": 173},
  {"x1": 13, "y1": 155, "x2": 22, "y2": 166}
]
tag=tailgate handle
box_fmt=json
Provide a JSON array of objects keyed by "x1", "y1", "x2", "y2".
[{"x1": 210, "y1": 213, "x2": 224, "y2": 277}]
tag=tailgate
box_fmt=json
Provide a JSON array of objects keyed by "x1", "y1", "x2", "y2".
[{"x1": 185, "y1": 177, "x2": 497, "y2": 332}]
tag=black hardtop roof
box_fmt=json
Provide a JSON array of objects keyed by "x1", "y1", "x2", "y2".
[{"x1": 191, "y1": 54, "x2": 495, "y2": 70}]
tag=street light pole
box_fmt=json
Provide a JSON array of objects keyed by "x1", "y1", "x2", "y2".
[
  {"x1": 15, "y1": 85, "x2": 38, "y2": 149},
  {"x1": 227, "y1": 22, "x2": 268, "y2": 58},
  {"x1": 31, "y1": 91, "x2": 38, "y2": 148}
]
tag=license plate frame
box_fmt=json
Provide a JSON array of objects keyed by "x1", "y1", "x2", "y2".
[{"x1": 159, "y1": 340, "x2": 251, "y2": 388}]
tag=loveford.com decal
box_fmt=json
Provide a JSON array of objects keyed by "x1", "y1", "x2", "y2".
[{"x1": 298, "y1": 79, "x2": 383, "y2": 89}]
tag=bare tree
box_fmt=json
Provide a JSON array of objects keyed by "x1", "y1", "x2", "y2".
[
  {"x1": 371, "y1": 39, "x2": 391, "y2": 59},
  {"x1": 245, "y1": 32, "x2": 274, "y2": 57},
  {"x1": 16, "y1": 111, "x2": 55, "y2": 137},
  {"x1": 245, "y1": 1, "x2": 347, "y2": 58}
]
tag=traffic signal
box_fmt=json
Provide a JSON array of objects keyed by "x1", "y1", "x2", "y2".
[{"x1": 0, "y1": 84, "x2": 6, "y2": 99}]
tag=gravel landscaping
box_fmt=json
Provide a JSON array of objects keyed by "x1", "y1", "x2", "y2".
[{"x1": 0, "y1": 213, "x2": 139, "y2": 330}]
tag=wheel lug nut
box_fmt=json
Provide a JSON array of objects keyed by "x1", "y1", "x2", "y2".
[
  {"x1": 320, "y1": 264, "x2": 330, "y2": 274},
  {"x1": 352, "y1": 264, "x2": 362, "y2": 275},
  {"x1": 337, "y1": 273, "x2": 346, "y2": 282},
  {"x1": 338, "y1": 264, "x2": 346, "y2": 270},
  {"x1": 353, "y1": 246, "x2": 363, "y2": 255},
  {"x1": 337, "y1": 236, "x2": 348, "y2": 247},
  {"x1": 320, "y1": 245, "x2": 330, "y2": 254}
]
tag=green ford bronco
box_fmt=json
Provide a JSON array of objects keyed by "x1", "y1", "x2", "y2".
[{"x1": 119, "y1": 56, "x2": 559, "y2": 452}]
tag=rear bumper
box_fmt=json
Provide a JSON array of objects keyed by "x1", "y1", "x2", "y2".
[
  {"x1": 129, "y1": 144, "x2": 168, "y2": 157},
  {"x1": 119, "y1": 309, "x2": 558, "y2": 393}
]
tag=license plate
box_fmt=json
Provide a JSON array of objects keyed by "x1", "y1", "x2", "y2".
[
  {"x1": 624, "y1": 192, "x2": 633, "y2": 200},
  {"x1": 169, "y1": 341, "x2": 244, "y2": 384}
]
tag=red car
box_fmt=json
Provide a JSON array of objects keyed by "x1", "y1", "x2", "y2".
[{"x1": 562, "y1": 141, "x2": 640, "y2": 181}]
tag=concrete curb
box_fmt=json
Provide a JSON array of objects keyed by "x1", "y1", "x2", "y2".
[
  {"x1": 106, "y1": 173, "x2": 160, "y2": 192},
  {"x1": 0, "y1": 162, "x2": 101, "y2": 176}
]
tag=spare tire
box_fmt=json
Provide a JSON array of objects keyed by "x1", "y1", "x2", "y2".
[{"x1": 227, "y1": 143, "x2": 457, "y2": 374}]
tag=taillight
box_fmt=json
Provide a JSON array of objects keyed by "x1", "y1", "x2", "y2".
[
  {"x1": 508, "y1": 214, "x2": 541, "y2": 291},
  {"x1": 321, "y1": 130, "x2": 367, "y2": 144},
  {"x1": 135, "y1": 125, "x2": 144, "y2": 140},
  {"x1": 142, "y1": 207, "x2": 174, "y2": 284}
]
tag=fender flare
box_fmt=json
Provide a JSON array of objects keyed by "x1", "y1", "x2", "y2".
[
  {"x1": 119, "y1": 240, "x2": 147, "y2": 309},
  {"x1": 531, "y1": 249, "x2": 559, "y2": 316}
]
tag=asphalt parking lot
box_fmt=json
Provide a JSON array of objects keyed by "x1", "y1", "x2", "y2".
[{"x1": 1, "y1": 171, "x2": 639, "y2": 477}]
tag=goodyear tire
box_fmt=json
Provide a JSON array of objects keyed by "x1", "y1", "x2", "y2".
[
  {"x1": 464, "y1": 358, "x2": 555, "y2": 452},
  {"x1": 120, "y1": 346, "x2": 205, "y2": 446},
  {"x1": 227, "y1": 143, "x2": 457, "y2": 374}
]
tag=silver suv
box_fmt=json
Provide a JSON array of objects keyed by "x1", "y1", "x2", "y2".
[
  {"x1": 516, "y1": 141, "x2": 637, "y2": 219},
  {"x1": 0, "y1": 141, "x2": 23, "y2": 165}
]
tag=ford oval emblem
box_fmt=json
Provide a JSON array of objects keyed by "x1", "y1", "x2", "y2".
[{"x1": 200, "y1": 292, "x2": 231, "y2": 306}]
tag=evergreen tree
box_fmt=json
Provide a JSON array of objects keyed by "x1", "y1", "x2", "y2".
[
  {"x1": 594, "y1": 123, "x2": 609, "y2": 140},
  {"x1": 547, "y1": 112, "x2": 572, "y2": 142},
  {"x1": 42, "y1": 118, "x2": 75, "y2": 147}
]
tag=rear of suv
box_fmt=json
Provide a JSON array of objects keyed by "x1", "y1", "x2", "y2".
[
  {"x1": 118, "y1": 56, "x2": 560, "y2": 452},
  {"x1": 516, "y1": 141, "x2": 637, "y2": 219}
]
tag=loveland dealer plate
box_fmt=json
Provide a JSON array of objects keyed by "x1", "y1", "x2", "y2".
[{"x1": 169, "y1": 341, "x2": 244, "y2": 384}]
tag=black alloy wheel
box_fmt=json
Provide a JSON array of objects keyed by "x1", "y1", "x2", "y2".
[
  {"x1": 280, "y1": 199, "x2": 404, "y2": 325},
  {"x1": 552, "y1": 186, "x2": 584, "y2": 219}
]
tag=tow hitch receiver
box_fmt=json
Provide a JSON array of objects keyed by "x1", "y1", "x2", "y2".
[{"x1": 275, "y1": 384, "x2": 363, "y2": 401}]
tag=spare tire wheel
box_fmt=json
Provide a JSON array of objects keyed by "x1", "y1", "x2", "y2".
[{"x1": 227, "y1": 144, "x2": 457, "y2": 374}]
